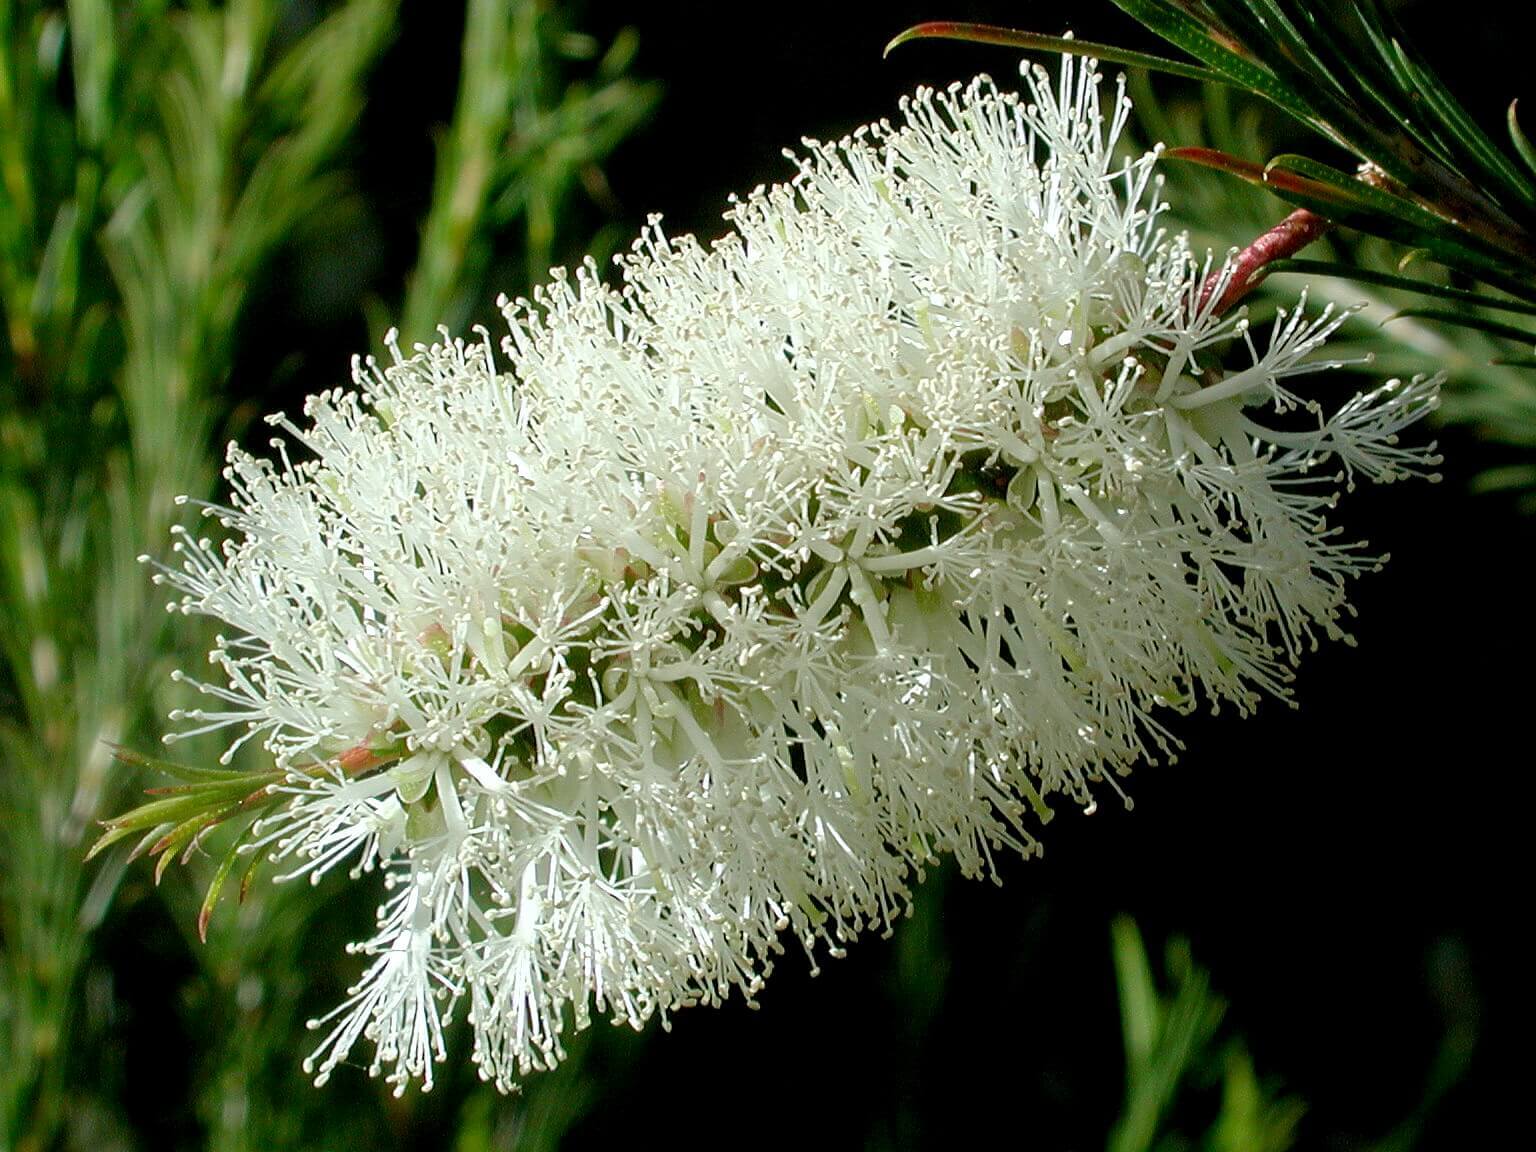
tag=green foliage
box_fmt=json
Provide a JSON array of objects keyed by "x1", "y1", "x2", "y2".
[
  {"x1": 1100, "y1": 0, "x2": 1536, "y2": 267},
  {"x1": 2, "y1": 2, "x2": 400, "y2": 1141},
  {"x1": 1107, "y1": 917, "x2": 1303, "y2": 1152},
  {"x1": 1103, "y1": 918, "x2": 1480, "y2": 1152},
  {"x1": 884, "y1": 20, "x2": 1221, "y2": 83},
  {"x1": 0, "y1": 2, "x2": 652, "y2": 1147},
  {"x1": 398, "y1": 0, "x2": 658, "y2": 345},
  {"x1": 894, "y1": 2, "x2": 1536, "y2": 304},
  {"x1": 1122, "y1": 66, "x2": 1536, "y2": 508}
]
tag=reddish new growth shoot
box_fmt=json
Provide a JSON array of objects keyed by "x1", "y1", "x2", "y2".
[{"x1": 1201, "y1": 207, "x2": 1333, "y2": 317}]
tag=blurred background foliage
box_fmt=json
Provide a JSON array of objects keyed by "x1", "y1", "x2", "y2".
[{"x1": 0, "y1": 1, "x2": 1526, "y2": 1149}]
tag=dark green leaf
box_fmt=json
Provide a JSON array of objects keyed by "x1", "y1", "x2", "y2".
[
  {"x1": 1171, "y1": 147, "x2": 1533, "y2": 295},
  {"x1": 1351, "y1": 0, "x2": 1453, "y2": 158},
  {"x1": 1508, "y1": 100, "x2": 1536, "y2": 181},
  {"x1": 1389, "y1": 307, "x2": 1536, "y2": 348},
  {"x1": 1162, "y1": 147, "x2": 1367, "y2": 209},
  {"x1": 1266, "y1": 155, "x2": 1491, "y2": 251},
  {"x1": 1385, "y1": 37, "x2": 1536, "y2": 217},
  {"x1": 1263, "y1": 155, "x2": 1536, "y2": 282},
  {"x1": 1273, "y1": 0, "x2": 1418, "y2": 134},
  {"x1": 141, "y1": 775, "x2": 278, "y2": 799},
  {"x1": 1205, "y1": 0, "x2": 1339, "y2": 102},
  {"x1": 882, "y1": 22, "x2": 1223, "y2": 84},
  {"x1": 1106, "y1": 0, "x2": 1317, "y2": 123},
  {"x1": 1262, "y1": 258, "x2": 1536, "y2": 315}
]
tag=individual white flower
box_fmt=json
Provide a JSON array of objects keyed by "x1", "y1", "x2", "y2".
[{"x1": 152, "y1": 58, "x2": 1440, "y2": 1093}]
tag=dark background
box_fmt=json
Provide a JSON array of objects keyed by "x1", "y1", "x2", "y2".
[{"x1": 136, "y1": 2, "x2": 1536, "y2": 1147}]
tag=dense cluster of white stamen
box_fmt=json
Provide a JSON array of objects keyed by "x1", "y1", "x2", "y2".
[{"x1": 152, "y1": 60, "x2": 1439, "y2": 1093}]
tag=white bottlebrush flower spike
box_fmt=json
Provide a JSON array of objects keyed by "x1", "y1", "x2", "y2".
[{"x1": 154, "y1": 59, "x2": 1439, "y2": 1093}]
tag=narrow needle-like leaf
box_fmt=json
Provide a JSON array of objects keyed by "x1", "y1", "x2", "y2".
[
  {"x1": 1509, "y1": 100, "x2": 1536, "y2": 182},
  {"x1": 198, "y1": 836, "x2": 249, "y2": 942},
  {"x1": 884, "y1": 22, "x2": 1223, "y2": 84},
  {"x1": 1263, "y1": 258, "x2": 1536, "y2": 315},
  {"x1": 1389, "y1": 307, "x2": 1536, "y2": 349}
]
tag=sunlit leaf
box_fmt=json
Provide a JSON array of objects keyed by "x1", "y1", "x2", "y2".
[{"x1": 1111, "y1": 915, "x2": 1159, "y2": 1073}]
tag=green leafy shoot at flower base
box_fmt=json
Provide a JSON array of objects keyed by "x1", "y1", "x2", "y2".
[{"x1": 87, "y1": 747, "x2": 285, "y2": 941}]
